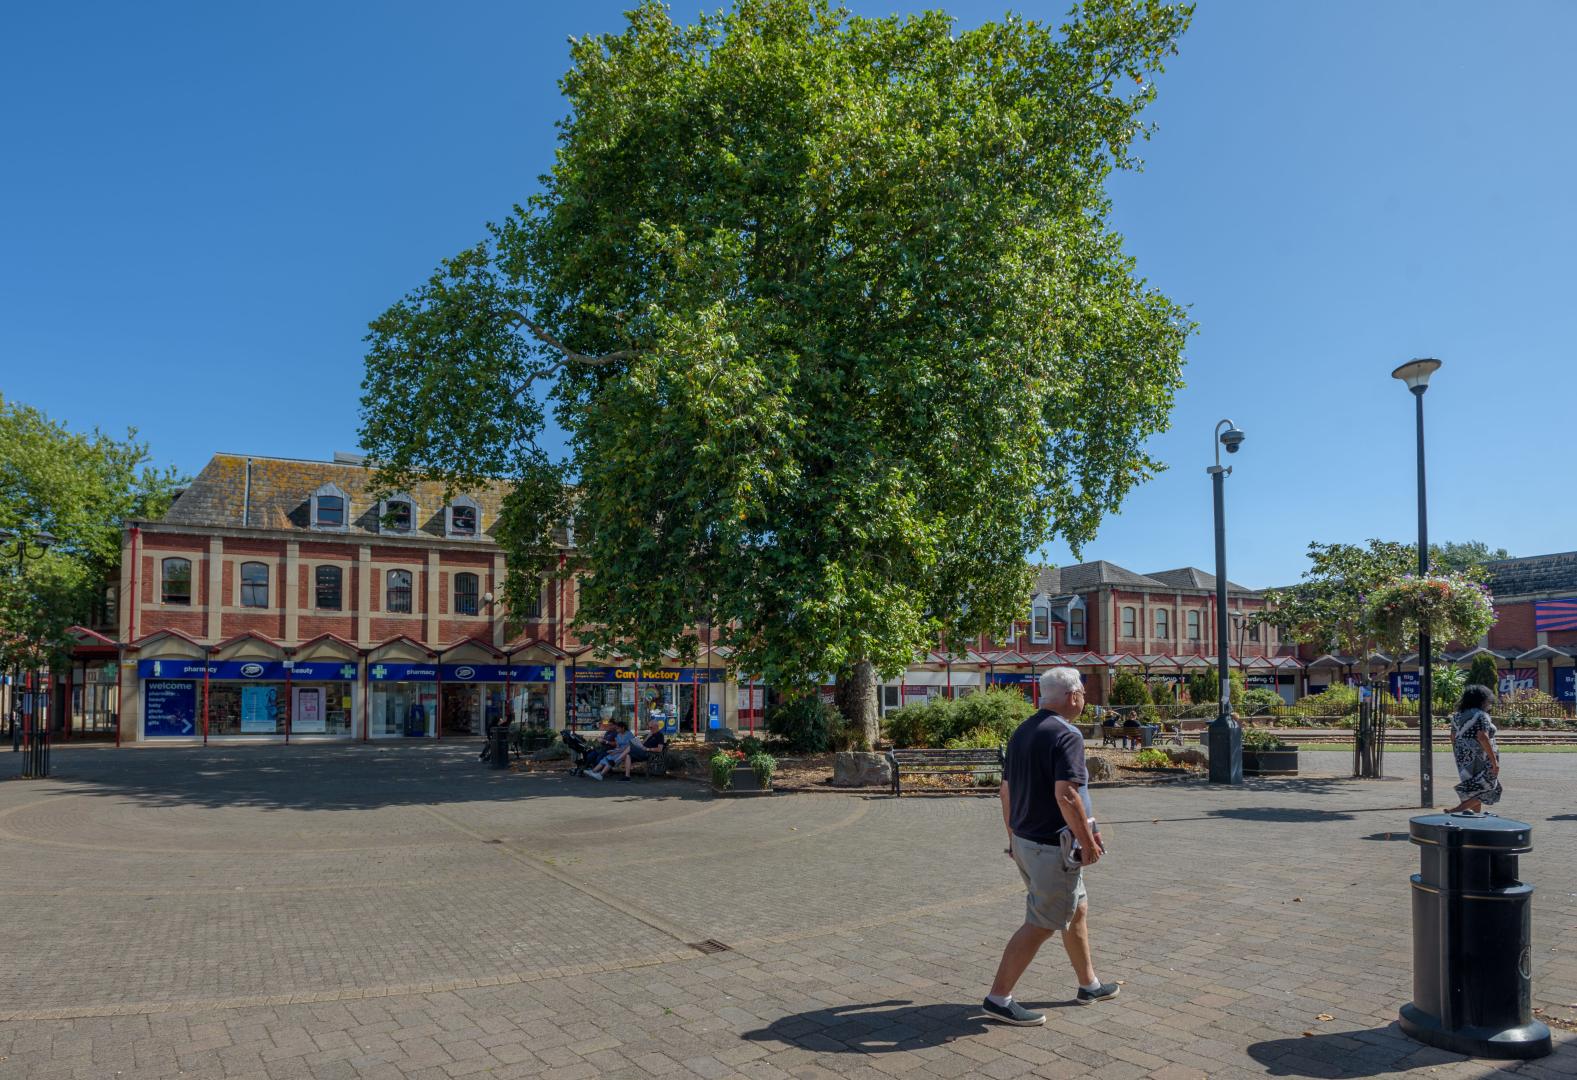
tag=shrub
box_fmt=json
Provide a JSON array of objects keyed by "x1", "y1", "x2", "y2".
[
  {"x1": 944, "y1": 726, "x2": 1007, "y2": 750},
  {"x1": 747, "y1": 751, "x2": 777, "y2": 787},
  {"x1": 1239, "y1": 687, "x2": 1283, "y2": 718},
  {"x1": 1432, "y1": 663, "x2": 1466, "y2": 709},
  {"x1": 1147, "y1": 680, "x2": 1176, "y2": 707},
  {"x1": 710, "y1": 749, "x2": 745, "y2": 788},
  {"x1": 1186, "y1": 668, "x2": 1246, "y2": 706},
  {"x1": 1109, "y1": 672, "x2": 1155, "y2": 721},
  {"x1": 947, "y1": 688, "x2": 1035, "y2": 744},
  {"x1": 767, "y1": 695, "x2": 843, "y2": 753},
  {"x1": 734, "y1": 735, "x2": 766, "y2": 757},
  {"x1": 1495, "y1": 688, "x2": 1566, "y2": 727},
  {"x1": 1132, "y1": 748, "x2": 1173, "y2": 769},
  {"x1": 882, "y1": 697, "x2": 948, "y2": 748},
  {"x1": 1242, "y1": 726, "x2": 1290, "y2": 751},
  {"x1": 828, "y1": 717, "x2": 870, "y2": 752},
  {"x1": 1466, "y1": 654, "x2": 1500, "y2": 695},
  {"x1": 1283, "y1": 684, "x2": 1360, "y2": 721}
]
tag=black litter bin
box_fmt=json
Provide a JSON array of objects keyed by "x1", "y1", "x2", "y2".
[
  {"x1": 489, "y1": 724, "x2": 509, "y2": 770},
  {"x1": 1399, "y1": 812, "x2": 1551, "y2": 1059}
]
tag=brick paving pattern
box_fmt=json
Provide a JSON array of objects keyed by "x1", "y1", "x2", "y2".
[{"x1": 0, "y1": 742, "x2": 1572, "y2": 1079}]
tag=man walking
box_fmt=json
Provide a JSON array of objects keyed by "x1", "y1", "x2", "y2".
[{"x1": 984, "y1": 666, "x2": 1120, "y2": 1025}]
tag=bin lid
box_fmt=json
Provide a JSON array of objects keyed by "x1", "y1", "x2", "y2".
[{"x1": 1409, "y1": 812, "x2": 1532, "y2": 852}]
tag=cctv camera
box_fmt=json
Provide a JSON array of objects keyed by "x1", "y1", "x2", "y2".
[{"x1": 1220, "y1": 427, "x2": 1246, "y2": 453}]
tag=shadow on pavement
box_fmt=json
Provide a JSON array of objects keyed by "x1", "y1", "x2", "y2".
[
  {"x1": 740, "y1": 999, "x2": 1015, "y2": 1052},
  {"x1": 1360, "y1": 831, "x2": 1410, "y2": 841},
  {"x1": 1208, "y1": 807, "x2": 1357, "y2": 823},
  {"x1": 1549, "y1": 814, "x2": 1577, "y2": 822},
  {"x1": 1247, "y1": 1026, "x2": 1423, "y2": 1076},
  {"x1": 19, "y1": 743, "x2": 712, "y2": 812}
]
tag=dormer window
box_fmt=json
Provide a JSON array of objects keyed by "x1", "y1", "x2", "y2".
[
  {"x1": 446, "y1": 496, "x2": 480, "y2": 539},
  {"x1": 1031, "y1": 601, "x2": 1051, "y2": 643},
  {"x1": 1068, "y1": 607, "x2": 1087, "y2": 645},
  {"x1": 311, "y1": 483, "x2": 349, "y2": 531},
  {"x1": 379, "y1": 494, "x2": 416, "y2": 534}
]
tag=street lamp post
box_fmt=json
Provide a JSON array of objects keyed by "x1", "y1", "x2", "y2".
[
  {"x1": 1393, "y1": 358, "x2": 1441, "y2": 808},
  {"x1": 1208, "y1": 420, "x2": 1245, "y2": 785}
]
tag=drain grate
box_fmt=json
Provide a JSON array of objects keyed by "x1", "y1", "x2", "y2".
[{"x1": 688, "y1": 939, "x2": 732, "y2": 955}]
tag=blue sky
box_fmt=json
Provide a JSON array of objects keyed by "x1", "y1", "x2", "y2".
[{"x1": 3, "y1": 1, "x2": 1573, "y2": 588}]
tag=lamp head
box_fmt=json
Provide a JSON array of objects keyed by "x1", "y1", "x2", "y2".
[
  {"x1": 1219, "y1": 426, "x2": 1246, "y2": 454},
  {"x1": 1391, "y1": 358, "x2": 1441, "y2": 392}
]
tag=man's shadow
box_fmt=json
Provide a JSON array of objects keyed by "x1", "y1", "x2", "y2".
[{"x1": 738, "y1": 998, "x2": 1076, "y2": 1053}]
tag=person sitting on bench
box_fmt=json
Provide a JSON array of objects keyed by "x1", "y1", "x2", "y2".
[
  {"x1": 618, "y1": 718, "x2": 667, "y2": 777},
  {"x1": 586, "y1": 720, "x2": 638, "y2": 781}
]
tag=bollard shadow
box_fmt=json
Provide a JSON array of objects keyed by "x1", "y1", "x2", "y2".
[
  {"x1": 739, "y1": 999, "x2": 1041, "y2": 1053},
  {"x1": 1208, "y1": 807, "x2": 1356, "y2": 823},
  {"x1": 1549, "y1": 814, "x2": 1577, "y2": 822},
  {"x1": 1248, "y1": 1025, "x2": 1431, "y2": 1076},
  {"x1": 1360, "y1": 831, "x2": 1409, "y2": 841}
]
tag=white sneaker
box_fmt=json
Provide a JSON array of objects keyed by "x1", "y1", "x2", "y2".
[{"x1": 586, "y1": 772, "x2": 603, "y2": 781}]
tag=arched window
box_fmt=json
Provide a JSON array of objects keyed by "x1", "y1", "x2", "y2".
[
  {"x1": 161, "y1": 557, "x2": 192, "y2": 605},
  {"x1": 1120, "y1": 606, "x2": 1136, "y2": 638},
  {"x1": 1187, "y1": 610, "x2": 1201, "y2": 641},
  {"x1": 311, "y1": 483, "x2": 349, "y2": 530},
  {"x1": 454, "y1": 572, "x2": 480, "y2": 616},
  {"x1": 386, "y1": 569, "x2": 413, "y2": 613},
  {"x1": 315, "y1": 565, "x2": 342, "y2": 610},
  {"x1": 1154, "y1": 609, "x2": 1170, "y2": 639},
  {"x1": 240, "y1": 562, "x2": 269, "y2": 607},
  {"x1": 1068, "y1": 607, "x2": 1087, "y2": 645}
]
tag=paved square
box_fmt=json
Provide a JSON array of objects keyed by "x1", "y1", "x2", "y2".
[{"x1": 0, "y1": 743, "x2": 1572, "y2": 1079}]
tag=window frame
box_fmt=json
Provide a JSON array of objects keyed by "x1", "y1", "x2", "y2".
[
  {"x1": 161, "y1": 557, "x2": 192, "y2": 606},
  {"x1": 315, "y1": 565, "x2": 343, "y2": 611},
  {"x1": 446, "y1": 496, "x2": 480, "y2": 539},
  {"x1": 1187, "y1": 610, "x2": 1201, "y2": 641},
  {"x1": 1248, "y1": 621, "x2": 1261, "y2": 643},
  {"x1": 1120, "y1": 606, "x2": 1137, "y2": 639},
  {"x1": 310, "y1": 483, "x2": 350, "y2": 532},
  {"x1": 239, "y1": 561, "x2": 270, "y2": 608},
  {"x1": 379, "y1": 493, "x2": 416, "y2": 534},
  {"x1": 1031, "y1": 603, "x2": 1051, "y2": 643},
  {"x1": 386, "y1": 569, "x2": 413, "y2": 614},
  {"x1": 1154, "y1": 608, "x2": 1170, "y2": 640},
  {"x1": 454, "y1": 572, "x2": 480, "y2": 616},
  {"x1": 1068, "y1": 607, "x2": 1086, "y2": 646},
  {"x1": 522, "y1": 580, "x2": 543, "y2": 620}
]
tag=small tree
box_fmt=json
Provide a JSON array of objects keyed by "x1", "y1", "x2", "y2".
[{"x1": 1466, "y1": 653, "x2": 1500, "y2": 694}]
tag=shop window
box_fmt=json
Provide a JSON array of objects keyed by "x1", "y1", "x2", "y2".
[
  {"x1": 1121, "y1": 606, "x2": 1136, "y2": 638},
  {"x1": 387, "y1": 569, "x2": 413, "y2": 613},
  {"x1": 161, "y1": 557, "x2": 192, "y2": 605},
  {"x1": 316, "y1": 565, "x2": 342, "y2": 610},
  {"x1": 1154, "y1": 609, "x2": 1170, "y2": 639},
  {"x1": 240, "y1": 562, "x2": 269, "y2": 608},
  {"x1": 1031, "y1": 603, "x2": 1051, "y2": 643},
  {"x1": 1068, "y1": 607, "x2": 1086, "y2": 645},
  {"x1": 455, "y1": 572, "x2": 480, "y2": 616},
  {"x1": 1187, "y1": 610, "x2": 1201, "y2": 640},
  {"x1": 447, "y1": 496, "x2": 479, "y2": 539},
  {"x1": 311, "y1": 483, "x2": 349, "y2": 530},
  {"x1": 380, "y1": 494, "x2": 415, "y2": 533}
]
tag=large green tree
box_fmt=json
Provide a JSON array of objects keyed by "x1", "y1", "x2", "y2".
[
  {"x1": 1430, "y1": 539, "x2": 1510, "y2": 574},
  {"x1": 1263, "y1": 540, "x2": 1416, "y2": 658},
  {"x1": 0, "y1": 395, "x2": 183, "y2": 673},
  {"x1": 360, "y1": 0, "x2": 1194, "y2": 743}
]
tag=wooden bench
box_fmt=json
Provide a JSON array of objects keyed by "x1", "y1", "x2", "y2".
[{"x1": 885, "y1": 747, "x2": 1005, "y2": 797}]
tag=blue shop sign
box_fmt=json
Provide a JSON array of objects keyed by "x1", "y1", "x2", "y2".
[
  {"x1": 571, "y1": 666, "x2": 724, "y2": 683},
  {"x1": 137, "y1": 659, "x2": 285, "y2": 680},
  {"x1": 1389, "y1": 671, "x2": 1422, "y2": 701},
  {"x1": 289, "y1": 661, "x2": 361, "y2": 681},
  {"x1": 368, "y1": 663, "x2": 439, "y2": 682},
  {"x1": 1555, "y1": 667, "x2": 1575, "y2": 703},
  {"x1": 144, "y1": 679, "x2": 198, "y2": 737},
  {"x1": 440, "y1": 664, "x2": 556, "y2": 682},
  {"x1": 988, "y1": 671, "x2": 1038, "y2": 685}
]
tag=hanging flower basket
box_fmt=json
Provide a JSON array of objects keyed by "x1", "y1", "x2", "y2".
[{"x1": 1361, "y1": 573, "x2": 1496, "y2": 654}]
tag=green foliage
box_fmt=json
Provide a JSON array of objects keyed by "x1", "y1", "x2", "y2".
[
  {"x1": 1147, "y1": 680, "x2": 1176, "y2": 707},
  {"x1": 1431, "y1": 540, "x2": 1510, "y2": 574},
  {"x1": 1432, "y1": 663, "x2": 1466, "y2": 709},
  {"x1": 1241, "y1": 726, "x2": 1289, "y2": 751},
  {"x1": 944, "y1": 726, "x2": 1007, "y2": 750},
  {"x1": 358, "y1": 0, "x2": 1195, "y2": 705},
  {"x1": 735, "y1": 735, "x2": 766, "y2": 757},
  {"x1": 1493, "y1": 688, "x2": 1566, "y2": 727},
  {"x1": 1132, "y1": 748, "x2": 1173, "y2": 769},
  {"x1": 882, "y1": 688, "x2": 1034, "y2": 748},
  {"x1": 0, "y1": 395, "x2": 184, "y2": 671},
  {"x1": 1362, "y1": 574, "x2": 1496, "y2": 654},
  {"x1": 1263, "y1": 540, "x2": 1416, "y2": 655},
  {"x1": 1239, "y1": 687, "x2": 1283, "y2": 718},
  {"x1": 765, "y1": 694, "x2": 842, "y2": 753},
  {"x1": 1283, "y1": 684, "x2": 1360, "y2": 720},
  {"x1": 747, "y1": 751, "x2": 777, "y2": 786},
  {"x1": 710, "y1": 749, "x2": 745, "y2": 788},
  {"x1": 1109, "y1": 671, "x2": 1150, "y2": 710},
  {"x1": 1185, "y1": 668, "x2": 1246, "y2": 707},
  {"x1": 1466, "y1": 654, "x2": 1500, "y2": 694},
  {"x1": 881, "y1": 700, "x2": 937, "y2": 749}
]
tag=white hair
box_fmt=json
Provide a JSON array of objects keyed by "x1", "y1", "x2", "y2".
[{"x1": 1038, "y1": 667, "x2": 1083, "y2": 702}]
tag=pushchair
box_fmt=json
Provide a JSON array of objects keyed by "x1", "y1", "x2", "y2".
[{"x1": 561, "y1": 728, "x2": 604, "y2": 776}]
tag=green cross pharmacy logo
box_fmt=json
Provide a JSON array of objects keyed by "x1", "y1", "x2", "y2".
[{"x1": 371, "y1": 665, "x2": 388, "y2": 680}]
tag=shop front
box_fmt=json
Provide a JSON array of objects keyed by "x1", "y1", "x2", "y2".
[
  {"x1": 286, "y1": 660, "x2": 359, "y2": 738},
  {"x1": 368, "y1": 662, "x2": 438, "y2": 738},
  {"x1": 438, "y1": 663, "x2": 557, "y2": 736},
  {"x1": 138, "y1": 658, "x2": 288, "y2": 739},
  {"x1": 568, "y1": 665, "x2": 725, "y2": 733}
]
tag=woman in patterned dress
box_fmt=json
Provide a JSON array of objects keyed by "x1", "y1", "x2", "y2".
[{"x1": 1446, "y1": 683, "x2": 1502, "y2": 813}]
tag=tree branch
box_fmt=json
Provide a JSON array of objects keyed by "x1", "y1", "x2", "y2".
[{"x1": 504, "y1": 311, "x2": 637, "y2": 370}]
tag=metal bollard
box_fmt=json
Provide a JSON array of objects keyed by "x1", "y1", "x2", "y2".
[
  {"x1": 21, "y1": 727, "x2": 49, "y2": 778},
  {"x1": 489, "y1": 724, "x2": 510, "y2": 770},
  {"x1": 1399, "y1": 812, "x2": 1550, "y2": 1059}
]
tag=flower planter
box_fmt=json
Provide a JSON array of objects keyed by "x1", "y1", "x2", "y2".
[
  {"x1": 1242, "y1": 746, "x2": 1299, "y2": 777},
  {"x1": 714, "y1": 766, "x2": 770, "y2": 793}
]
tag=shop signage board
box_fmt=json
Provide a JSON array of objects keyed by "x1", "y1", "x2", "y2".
[
  {"x1": 137, "y1": 660, "x2": 286, "y2": 680},
  {"x1": 572, "y1": 667, "x2": 724, "y2": 683},
  {"x1": 439, "y1": 664, "x2": 556, "y2": 682},
  {"x1": 144, "y1": 680, "x2": 197, "y2": 736},
  {"x1": 290, "y1": 662, "x2": 360, "y2": 681},
  {"x1": 240, "y1": 685, "x2": 277, "y2": 733},
  {"x1": 1556, "y1": 667, "x2": 1575, "y2": 702}
]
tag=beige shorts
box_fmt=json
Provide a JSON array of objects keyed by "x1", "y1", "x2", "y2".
[{"x1": 1011, "y1": 834, "x2": 1087, "y2": 931}]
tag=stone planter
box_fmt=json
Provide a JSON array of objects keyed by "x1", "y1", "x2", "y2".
[
  {"x1": 1243, "y1": 746, "x2": 1299, "y2": 777},
  {"x1": 716, "y1": 766, "x2": 766, "y2": 792}
]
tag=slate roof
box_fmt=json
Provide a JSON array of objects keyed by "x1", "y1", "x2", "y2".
[
  {"x1": 1032, "y1": 561, "x2": 1257, "y2": 597},
  {"x1": 1484, "y1": 551, "x2": 1577, "y2": 600},
  {"x1": 155, "y1": 453, "x2": 515, "y2": 541}
]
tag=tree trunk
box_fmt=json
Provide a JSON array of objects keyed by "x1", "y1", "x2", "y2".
[{"x1": 836, "y1": 659, "x2": 880, "y2": 750}]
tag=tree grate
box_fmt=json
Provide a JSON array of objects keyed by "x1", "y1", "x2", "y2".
[{"x1": 688, "y1": 939, "x2": 732, "y2": 955}]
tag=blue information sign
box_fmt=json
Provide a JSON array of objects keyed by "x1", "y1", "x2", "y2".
[
  {"x1": 1389, "y1": 671, "x2": 1422, "y2": 701},
  {"x1": 144, "y1": 680, "x2": 198, "y2": 737},
  {"x1": 708, "y1": 702, "x2": 721, "y2": 729},
  {"x1": 137, "y1": 659, "x2": 286, "y2": 680},
  {"x1": 1556, "y1": 667, "x2": 1575, "y2": 703}
]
